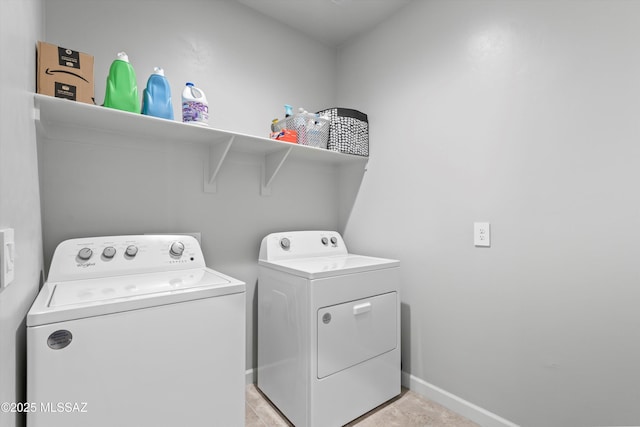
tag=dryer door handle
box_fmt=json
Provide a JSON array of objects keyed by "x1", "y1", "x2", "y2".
[{"x1": 353, "y1": 302, "x2": 372, "y2": 315}]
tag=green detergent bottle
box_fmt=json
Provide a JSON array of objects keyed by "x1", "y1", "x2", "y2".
[{"x1": 104, "y1": 52, "x2": 140, "y2": 113}]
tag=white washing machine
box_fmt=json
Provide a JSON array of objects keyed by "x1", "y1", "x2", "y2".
[
  {"x1": 27, "y1": 235, "x2": 246, "y2": 427},
  {"x1": 257, "y1": 230, "x2": 400, "y2": 427}
]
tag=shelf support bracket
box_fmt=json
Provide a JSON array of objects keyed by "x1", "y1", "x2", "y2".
[
  {"x1": 261, "y1": 147, "x2": 292, "y2": 196},
  {"x1": 203, "y1": 136, "x2": 234, "y2": 193}
]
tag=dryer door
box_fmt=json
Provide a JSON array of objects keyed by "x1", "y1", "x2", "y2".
[{"x1": 317, "y1": 291, "x2": 397, "y2": 379}]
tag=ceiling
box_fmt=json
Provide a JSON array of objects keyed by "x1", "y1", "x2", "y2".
[{"x1": 235, "y1": 0, "x2": 412, "y2": 47}]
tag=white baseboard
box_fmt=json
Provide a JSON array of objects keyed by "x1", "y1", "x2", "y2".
[
  {"x1": 401, "y1": 371, "x2": 519, "y2": 427},
  {"x1": 246, "y1": 368, "x2": 256, "y2": 385}
]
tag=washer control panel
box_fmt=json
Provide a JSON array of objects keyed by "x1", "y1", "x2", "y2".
[
  {"x1": 48, "y1": 235, "x2": 206, "y2": 282},
  {"x1": 259, "y1": 231, "x2": 347, "y2": 262}
]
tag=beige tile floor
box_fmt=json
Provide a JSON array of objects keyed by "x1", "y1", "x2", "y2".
[{"x1": 246, "y1": 384, "x2": 479, "y2": 427}]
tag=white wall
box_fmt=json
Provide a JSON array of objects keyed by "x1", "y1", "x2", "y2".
[
  {"x1": 42, "y1": 0, "x2": 340, "y2": 371},
  {"x1": 0, "y1": 1, "x2": 44, "y2": 426},
  {"x1": 338, "y1": 1, "x2": 640, "y2": 426}
]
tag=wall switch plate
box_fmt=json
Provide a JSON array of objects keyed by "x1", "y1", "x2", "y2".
[
  {"x1": 474, "y1": 222, "x2": 490, "y2": 247},
  {"x1": 0, "y1": 228, "x2": 16, "y2": 288}
]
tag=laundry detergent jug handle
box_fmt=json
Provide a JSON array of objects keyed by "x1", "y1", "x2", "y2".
[{"x1": 190, "y1": 86, "x2": 203, "y2": 98}]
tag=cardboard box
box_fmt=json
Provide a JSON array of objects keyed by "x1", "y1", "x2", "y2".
[{"x1": 37, "y1": 41, "x2": 94, "y2": 104}]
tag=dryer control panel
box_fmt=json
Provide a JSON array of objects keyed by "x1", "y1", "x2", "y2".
[
  {"x1": 48, "y1": 235, "x2": 205, "y2": 282},
  {"x1": 259, "y1": 231, "x2": 348, "y2": 262}
]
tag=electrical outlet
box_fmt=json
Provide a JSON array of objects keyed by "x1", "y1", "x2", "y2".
[{"x1": 474, "y1": 222, "x2": 490, "y2": 247}]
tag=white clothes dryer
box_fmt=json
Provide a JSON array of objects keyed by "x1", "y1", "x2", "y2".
[
  {"x1": 257, "y1": 230, "x2": 400, "y2": 427},
  {"x1": 27, "y1": 235, "x2": 246, "y2": 427}
]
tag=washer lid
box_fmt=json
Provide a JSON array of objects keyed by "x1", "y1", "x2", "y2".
[
  {"x1": 27, "y1": 268, "x2": 245, "y2": 326},
  {"x1": 259, "y1": 254, "x2": 399, "y2": 279}
]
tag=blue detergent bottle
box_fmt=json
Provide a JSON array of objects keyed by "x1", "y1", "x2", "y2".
[{"x1": 141, "y1": 67, "x2": 174, "y2": 120}]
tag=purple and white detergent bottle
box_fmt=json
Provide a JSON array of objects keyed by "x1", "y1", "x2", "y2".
[{"x1": 181, "y1": 82, "x2": 208, "y2": 126}]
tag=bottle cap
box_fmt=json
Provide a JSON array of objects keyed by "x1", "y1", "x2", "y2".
[
  {"x1": 116, "y1": 52, "x2": 129, "y2": 62},
  {"x1": 186, "y1": 82, "x2": 194, "y2": 87},
  {"x1": 153, "y1": 67, "x2": 165, "y2": 76},
  {"x1": 284, "y1": 104, "x2": 293, "y2": 116}
]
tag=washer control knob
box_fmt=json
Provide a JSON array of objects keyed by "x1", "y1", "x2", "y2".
[
  {"x1": 77, "y1": 247, "x2": 93, "y2": 261},
  {"x1": 330, "y1": 236, "x2": 338, "y2": 245},
  {"x1": 170, "y1": 241, "x2": 185, "y2": 257},
  {"x1": 125, "y1": 245, "x2": 138, "y2": 257},
  {"x1": 321, "y1": 237, "x2": 329, "y2": 246},
  {"x1": 280, "y1": 238, "x2": 291, "y2": 250},
  {"x1": 102, "y1": 246, "x2": 116, "y2": 259}
]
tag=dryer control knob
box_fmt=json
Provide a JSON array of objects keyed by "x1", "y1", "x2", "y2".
[
  {"x1": 170, "y1": 241, "x2": 185, "y2": 257},
  {"x1": 77, "y1": 247, "x2": 93, "y2": 261},
  {"x1": 125, "y1": 245, "x2": 138, "y2": 257},
  {"x1": 102, "y1": 246, "x2": 116, "y2": 259},
  {"x1": 330, "y1": 236, "x2": 338, "y2": 245},
  {"x1": 321, "y1": 237, "x2": 329, "y2": 245},
  {"x1": 280, "y1": 238, "x2": 291, "y2": 250}
]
